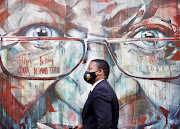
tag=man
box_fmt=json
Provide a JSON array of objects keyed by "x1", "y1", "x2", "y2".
[{"x1": 74, "y1": 59, "x2": 119, "y2": 129}]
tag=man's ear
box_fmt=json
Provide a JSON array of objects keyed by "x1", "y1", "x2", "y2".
[{"x1": 97, "y1": 69, "x2": 103, "y2": 76}]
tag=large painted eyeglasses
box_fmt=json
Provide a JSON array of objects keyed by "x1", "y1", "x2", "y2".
[
  {"x1": 107, "y1": 37, "x2": 180, "y2": 79},
  {"x1": 0, "y1": 36, "x2": 179, "y2": 80},
  {"x1": 0, "y1": 37, "x2": 85, "y2": 80}
]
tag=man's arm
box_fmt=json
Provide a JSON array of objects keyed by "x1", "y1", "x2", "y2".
[{"x1": 93, "y1": 94, "x2": 112, "y2": 129}]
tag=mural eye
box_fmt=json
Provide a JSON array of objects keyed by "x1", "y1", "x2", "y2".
[
  {"x1": 133, "y1": 30, "x2": 168, "y2": 49},
  {"x1": 26, "y1": 25, "x2": 57, "y2": 37},
  {"x1": 19, "y1": 25, "x2": 61, "y2": 49},
  {"x1": 32, "y1": 26, "x2": 50, "y2": 37}
]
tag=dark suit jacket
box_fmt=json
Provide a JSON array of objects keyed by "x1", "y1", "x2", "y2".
[{"x1": 82, "y1": 80, "x2": 119, "y2": 129}]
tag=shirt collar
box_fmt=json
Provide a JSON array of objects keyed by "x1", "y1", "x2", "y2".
[{"x1": 90, "y1": 79, "x2": 104, "y2": 92}]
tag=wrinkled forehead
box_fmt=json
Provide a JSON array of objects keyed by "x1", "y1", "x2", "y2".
[
  {"x1": 1, "y1": 0, "x2": 179, "y2": 21},
  {"x1": 105, "y1": 0, "x2": 179, "y2": 26},
  {"x1": 1, "y1": 0, "x2": 65, "y2": 13},
  {"x1": 1, "y1": 0, "x2": 66, "y2": 7},
  {"x1": 70, "y1": 0, "x2": 180, "y2": 37},
  {"x1": 0, "y1": 0, "x2": 179, "y2": 36},
  {"x1": 0, "y1": 0, "x2": 68, "y2": 35}
]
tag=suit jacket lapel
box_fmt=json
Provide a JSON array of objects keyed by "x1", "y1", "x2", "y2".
[{"x1": 82, "y1": 80, "x2": 105, "y2": 120}]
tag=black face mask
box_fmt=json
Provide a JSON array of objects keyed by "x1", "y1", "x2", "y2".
[{"x1": 84, "y1": 71, "x2": 98, "y2": 84}]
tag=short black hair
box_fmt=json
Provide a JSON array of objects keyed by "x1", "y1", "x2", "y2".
[{"x1": 91, "y1": 59, "x2": 110, "y2": 79}]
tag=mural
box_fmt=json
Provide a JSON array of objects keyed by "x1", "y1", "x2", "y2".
[{"x1": 0, "y1": 0, "x2": 179, "y2": 128}]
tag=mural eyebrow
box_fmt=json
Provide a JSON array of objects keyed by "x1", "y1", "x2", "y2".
[{"x1": 27, "y1": 0, "x2": 66, "y2": 19}]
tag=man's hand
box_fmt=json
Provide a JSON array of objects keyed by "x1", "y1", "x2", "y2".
[{"x1": 73, "y1": 124, "x2": 83, "y2": 129}]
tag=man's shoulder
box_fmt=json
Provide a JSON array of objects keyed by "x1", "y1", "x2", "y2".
[
  {"x1": 94, "y1": 80, "x2": 115, "y2": 95},
  {"x1": 92, "y1": 80, "x2": 117, "y2": 102},
  {"x1": 98, "y1": 79, "x2": 109, "y2": 86},
  {"x1": 97, "y1": 80, "x2": 113, "y2": 90}
]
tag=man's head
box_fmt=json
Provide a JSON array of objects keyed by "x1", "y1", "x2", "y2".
[
  {"x1": 91, "y1": 59, "x2": 110, "y2": 79},
  {"x1": 84, "y1": 59, "x2": 110, "y2": 84}
]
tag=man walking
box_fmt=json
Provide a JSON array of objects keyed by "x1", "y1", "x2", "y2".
[{"x1": 74, "y1": 59, "x2": 119, "y2": 129}]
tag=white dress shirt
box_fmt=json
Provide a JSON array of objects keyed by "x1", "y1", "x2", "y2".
[{"x1": 90, "y1": 79, "x2": 104, "y2": 92}]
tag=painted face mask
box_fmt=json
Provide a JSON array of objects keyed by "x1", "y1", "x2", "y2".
[{"x1": 83, "y1": 71, "x2": 98, "y2": 83}]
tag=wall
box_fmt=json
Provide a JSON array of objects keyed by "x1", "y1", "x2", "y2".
[{"x1": 0, "y1": 0, "x2": 179, "y2": 128}]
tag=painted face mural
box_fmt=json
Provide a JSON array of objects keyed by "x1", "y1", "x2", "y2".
[{"x1": 0, "y1": 0, "x2": 179, "y2": 128}]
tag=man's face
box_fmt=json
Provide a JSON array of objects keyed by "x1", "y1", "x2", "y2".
[
  {"x1": 87, "y1": 61, "x2": 99, "y2": 73},
  {"x1": 104, "y1": 0, "x2": 179, "y2": 79},
  {"x1": 0, "y1": 0, "x2": 67, "y2": 104},
  {"x1": 0, "y1": 0, "x2": 66, "y2": 36}
]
